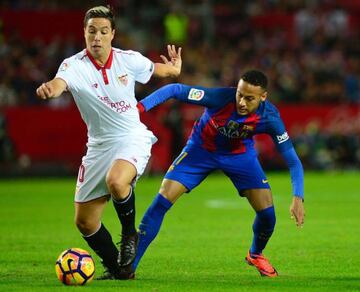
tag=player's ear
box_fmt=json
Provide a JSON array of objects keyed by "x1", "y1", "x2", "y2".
[{"x1": 261, "y1": 91, "x2": 267, "y2": 102}]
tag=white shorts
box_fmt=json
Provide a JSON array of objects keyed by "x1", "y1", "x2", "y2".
[{"x1": 75, "y1": 136, "x2": 154, "y2": 203}]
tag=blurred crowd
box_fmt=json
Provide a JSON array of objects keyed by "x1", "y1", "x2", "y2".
[{"x1": 0, "y1": 0, "x2": 359, "y2": 171}]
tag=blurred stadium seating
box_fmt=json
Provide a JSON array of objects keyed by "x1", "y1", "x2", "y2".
[{"x1": 0, "y1": 0, "x2": 359, "y2": 176}]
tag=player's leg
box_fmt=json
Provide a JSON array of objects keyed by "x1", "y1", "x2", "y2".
[
  {"x1": 134, "y1": 145, "x2": 214, "y2": 271},
  {"x1": 242, "y1": 188, "x2": 277, "y2": 277},
  {"x1": 106, "y1": 136, "x2": 153, "y2": 273},
  {"x1": 133, "y1": 179, "x2": 187, "y2": 270},
  {"x1": 106, "y1": 159, "x2": 138, "y2": 267},
  {"x1": 222, "y1": 152, "x2": 277, "y2": 277},
  {"x1": 242, "y1": 188, "x2": 276, "y2": 255},
  {"x1": 75, "y1": 196, "x2": 122, "y2": 279}
]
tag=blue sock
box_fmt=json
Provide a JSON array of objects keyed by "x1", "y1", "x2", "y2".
[
  {"x1": 133, "y1": 193, "x2": 172, "y2": 270},
  {"x1": 250, "y1": 206, "x2": 276, "y2": 255}
]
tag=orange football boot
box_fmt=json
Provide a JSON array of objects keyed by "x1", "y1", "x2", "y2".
[{"x1": 245, "y1": 251, "x2": 278, "y2": 277}]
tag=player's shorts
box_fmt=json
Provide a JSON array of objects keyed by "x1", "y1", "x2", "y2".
[
  {"x1": 164, "y1": 144, "x2": 270, "y2": 195},
  {"x1": 75, "y1": 135, "x2": 154, "y2": 203}
]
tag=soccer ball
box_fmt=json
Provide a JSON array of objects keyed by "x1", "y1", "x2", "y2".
[{"x1": 55, "y1": 248, "x2": 95, "y2": 285}]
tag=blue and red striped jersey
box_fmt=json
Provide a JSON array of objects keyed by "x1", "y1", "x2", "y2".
[{"x1": 140, "y1": 83, "x2": 293, "y2": 155}]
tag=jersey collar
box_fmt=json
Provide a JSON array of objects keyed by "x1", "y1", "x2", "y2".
[{"x1": 86, "y1": 48, "x2": 114, "y2": 70}]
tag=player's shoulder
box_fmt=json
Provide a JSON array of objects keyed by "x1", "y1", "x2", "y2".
[
  {"x1": 61, "y1": 50, "x2": 87, "y2": 66},
  {"x1": 112, "y1": 48, "x2": 142, "y2": 58},
  {"x1": 260, "y1": 100, "x2": 281, "y2": 120}
]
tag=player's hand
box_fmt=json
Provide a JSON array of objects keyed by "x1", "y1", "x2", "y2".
[
  {"x1": 36, "y1": 82, "x2": 55, "y2": 100},
  {"x1": 160, "y1": 44, "x2": 182, "y2": 76},
  {"x1": 289, "y1": 196, "x2": 305, "y2": 228}
]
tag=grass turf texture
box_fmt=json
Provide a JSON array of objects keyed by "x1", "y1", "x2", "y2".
[{"x1": 0, "y1": 172, "x2": 359, "y2": 291}]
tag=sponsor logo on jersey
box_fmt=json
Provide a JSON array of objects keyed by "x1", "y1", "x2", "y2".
[
  {"x1": 217, "y1": 120, "x2": 254, "y2": 139},
  {"x1": 59, "y1": 62, "x2": 69, "y2": 71},
  {"x1": 97, "y1": 95, "x2": 132, "y2": 113},
  {"x1": 276, "y1": 131, "x2": 289, "y2": 144},
  {"x1": 92, "y1": 83, "x2": 98, "y2": 88},
  {"x1": 118, "y1": 74, "x2": 128, "y2": 86},
  {"x1": 188, "y1": 88, "x2": 205, "y2": 101}
]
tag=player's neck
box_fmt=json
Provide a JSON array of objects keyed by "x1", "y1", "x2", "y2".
[{"x1": 93, "y1": 49, "x2": 111, "y2": 66}]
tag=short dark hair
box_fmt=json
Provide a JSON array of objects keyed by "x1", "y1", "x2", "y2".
[
  {"x1": 84, "y1": 5, "x2": 115, "y2": 30},
  {"x1": 241, "y1": 70, "x2": 268, "y2": 90}
]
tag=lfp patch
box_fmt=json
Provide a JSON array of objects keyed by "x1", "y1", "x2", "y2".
[
  {"x1": 188, "y1": 88, "x2": 205, "y2": 101},
  {"x1": 59, "y1": 62, "x2": 69, "y2": 72}
]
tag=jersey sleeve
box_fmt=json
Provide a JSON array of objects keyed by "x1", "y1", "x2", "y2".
[
  {"x1": 266, "y1": 117, "x2": 304, "y2": 199},
  {"x1": 281, "y1": 148, "x2": 304, "y2": 199},
  {"x1": 131, "y1": 51, "x2": 154, "y2": 84},
  {"x1": 55, "y1": 58, "x2": 76, "y2": 90},
  {"x1": 266, "y1": 118, "x2": 294, "y2": 153},
  {"x1": 139, "y1": 83, "x2": 235, "y2": 111}
]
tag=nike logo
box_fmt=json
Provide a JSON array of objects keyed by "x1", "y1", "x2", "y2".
[{"x1": 262, "y1": 179, "x2": 268, "y2": 184}]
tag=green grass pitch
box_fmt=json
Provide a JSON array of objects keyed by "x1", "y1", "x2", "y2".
[{"x1": 0, "y1": 172, "x2": 359, "y2": 291}]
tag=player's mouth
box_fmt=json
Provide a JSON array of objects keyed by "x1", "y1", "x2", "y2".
[
  {"x1": 92, "y1": 45, "x2": 102, "y2": 50},
  {"x1": 237, "y1": 107, "x2": 248, "y2": 115}
]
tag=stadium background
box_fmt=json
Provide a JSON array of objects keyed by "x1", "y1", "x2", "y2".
[
  {"x1": 0, "y1": 0, "x2": 359, "y2": 176},
  {"x1": 0, "y1": 1, "x2": 360, "y2": 291}
]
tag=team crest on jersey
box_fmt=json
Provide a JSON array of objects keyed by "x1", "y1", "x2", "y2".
[
  {"x1": 59, "y1": 62, "x2": 69, "y2": 71},
  {"x1": 118, "y1": 74, "x2": 128, "y2": 86},
  {"x1": 188, "y1": 88, "x2": 204, "y2": 101}
]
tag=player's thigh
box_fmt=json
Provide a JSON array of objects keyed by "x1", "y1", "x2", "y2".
[
  {"x1": 110, "y1": 135, "x2": 152, "y2": 181},
  {"x1": 74, "y1": 196, "x2": 109, "y2": 233},
  {"x1": 106, "y1": 159, "x2": 137, "y2": 191},
  {"x1": 164, "y1": 145, "x2": 216, "y2": 193},
  {"x1": 159, "y1": 179, "x2": 188, "y2": 203},
  {"x1": 222, "y1": 153, "x2": 270, "y2": 196},
  {"x1": 242, "y1": 188, "x2": 273, "y2": 211}
]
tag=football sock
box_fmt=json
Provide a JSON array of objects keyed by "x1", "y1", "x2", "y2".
[
  {"x1": 82, "y1": 223, "x2": 120, "y2": 273},
  {"x1": 112, "y1": 187, "x2": 136, "y2": 236},
  {"x1": 133, "y1": 193, "x2": 173, "y2": 270},
  {"x1": 250, "y1": 206, "x2": 276, "y2": 256}
]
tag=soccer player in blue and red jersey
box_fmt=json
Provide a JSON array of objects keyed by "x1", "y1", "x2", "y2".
[{"x1": 131, "y1": 70, "x2": 305, "y2": 278}]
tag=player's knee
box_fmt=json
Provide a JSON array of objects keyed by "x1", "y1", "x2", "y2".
[
  {"x1": 75, "y1": 217, "x2": 98, "y2": 236},
  {"x1": 106, "y1": 176, "x2": 129, "y2": 198}
]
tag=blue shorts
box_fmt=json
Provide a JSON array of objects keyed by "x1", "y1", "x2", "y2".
[{"x1": 164, "y1": 144, "x2": 270, "y2": 195}]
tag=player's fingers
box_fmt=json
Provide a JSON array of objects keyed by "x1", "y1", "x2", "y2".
[
  {"x1": 37, "y1": 84, "x2": 48, "y2": 99},
  {"x1": 296, "y1": 211, "x2": 304, "y2": 227},
  {"x1": 177, "y1": 47, "x2": 182, "y2": 58},
  {"x1": 160, "y1": 55, "x2": 169, "y2": 64},
  {"x1": 290, "y1": 208, "x2": 295, "y2": 219},
  {"x1": 167, "y1": 44, "x2": 173, "y2": 57}
]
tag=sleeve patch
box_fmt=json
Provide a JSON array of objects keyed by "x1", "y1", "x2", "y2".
[
  {"x1": 188, "y1": 88, "x2": 204, "y2": 101},
  {"x1": 276, "y1": 131, "x2": 289, "y2": 144},
  {"x1": 59, "y1": 62, "x2": 70, "y2": 71}
]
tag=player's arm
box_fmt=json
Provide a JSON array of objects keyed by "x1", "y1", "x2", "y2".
[
  {"x1": 137, "y1": 83, "x2": 234, "y2": 113},
  {"x1": 268, "y1": 120, "x2": 305, "y2": 227},
  {"x1": 36, "y1": 78, "x2": 67, "y2": 100},
  {"x1": 153, "y1": 45, "x2": 182, "y2": 78},
  {"x1": 280, "y1": 147, "x2": 305, "y2": 228}
]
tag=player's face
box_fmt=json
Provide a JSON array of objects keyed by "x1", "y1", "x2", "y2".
[
  {"x1": 235, "y1": 79, "x2": 267, "y2": 115},
  {"x1": 84, "y1": 18, "x2": 114, "y2": 60}
]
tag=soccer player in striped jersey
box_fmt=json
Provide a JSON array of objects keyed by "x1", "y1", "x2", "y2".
[{"x1": 131, "y1": 70, "x2": 304, "y2": 278}]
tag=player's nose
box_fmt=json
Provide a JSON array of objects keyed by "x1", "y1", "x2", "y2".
[
  {"x1": 238, "y1": 97, "x2": 246, "y2": 106},
  {"x1": 94, "y1": 32, "x2": 101, "y2": 41}
]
